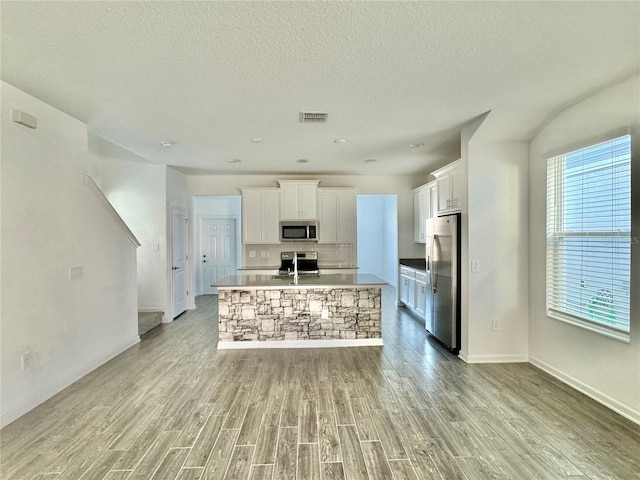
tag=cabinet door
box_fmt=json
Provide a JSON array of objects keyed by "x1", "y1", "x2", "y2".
[
  {"x1": 406, "y1": 277, "x2": 415, "y2": 309},
  {"x1": 400, "y1": 275, "x2": 411, "y2": 305},
  {"x1": 415, "y1": 280, "x2": 426, "y2": 317},
  {"x1": 336, "y1": 191, "x2": 356, "y2": 242},
  {"x1": 414, "y1": 190, "x2": 424, "y2": 243},
  {"x1": 429, "y1": 185, "x2": 438, "y2": 218},
  {"x1": 298, "y1": 184, "x2": 317, "y2": 219},
  {"x1": 318, "y1": 192, "x2": 338, "y2": 242},
  {"x1": 242, "y1": 190, "x2": 264, "y2": 243},
  {"x1": 449, "y1": 166, "x2": 463, "y2": 212},
  {"x1": 280, "y1": 184, "x2": 299, "y2": 220},
  {"x1": 261, "y1": 190, "x2": 281, "y2": 243},
  {"x1": 436, "y1": 174, "x2": 451, "y2": 215}
]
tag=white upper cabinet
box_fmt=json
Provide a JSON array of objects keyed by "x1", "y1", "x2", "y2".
[
  {"x1": 278, "y1": 180, "x2": 320, "y2": 220},
  {"x1": 413, "y1": 181, "x2": 436, "y2": 243},
  {"x1": 241, "y1": 188, "x2": 280, "y2": 244},
  {"x1": 318, "y1": 188, "x2": 356, "y2": 243},
  {"x1": 432, "y1": 159, "x2": 463, "y2": 215}
]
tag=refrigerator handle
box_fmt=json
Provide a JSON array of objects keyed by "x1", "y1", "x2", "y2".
[{"x1": 431, "y1": 234, "x2": 439, "y2": 293}]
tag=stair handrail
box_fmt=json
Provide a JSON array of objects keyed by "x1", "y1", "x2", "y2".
[{"x1": 84, "y1": 174, "x2": 141, "y2": 247}]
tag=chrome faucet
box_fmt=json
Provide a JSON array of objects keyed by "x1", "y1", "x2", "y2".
[{"x1": 292, "y1": 251, "x2": 299, "y2": 284}]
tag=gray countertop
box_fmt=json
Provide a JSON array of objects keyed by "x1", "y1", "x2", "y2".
[
  {"x1": 215, "y1": 273, "x2": 385, "y2": 290},
  {"x1": 399, "y1": 258, "x2": 427, "y2": 271}
]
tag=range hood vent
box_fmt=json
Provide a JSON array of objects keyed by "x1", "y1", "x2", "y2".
[{"x1": 299, "y1": 112, "x2": 328, "y2": 123}]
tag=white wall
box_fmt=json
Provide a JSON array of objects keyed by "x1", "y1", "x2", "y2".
[
  {"x1": 187, "y1": 174, "x2": 425, "y2": 260},
  {"x1": 0, "y1": 82, "x2": 139, "y2": 427},
  {"x1": 466, "y1": 139, "x2": 529, "y2": 363},
  {"x1": 454, "y1": 112, "x2": 530, "y2": 363},
  {"x1": 357, "y1": 195, "x2": 398, "y2": 286},
  {"x1": 528, "y1": 75, "x2": 640, "y2": 423},
  {"x1": 458, "y1": 115, "x2": 486, "y2": 358},
  {"x1": 89, "y1": 136, "x2": 168, "y2": 313},
  {"x1": 192, "y1": 196, "x2": 242, "y2": 294}
]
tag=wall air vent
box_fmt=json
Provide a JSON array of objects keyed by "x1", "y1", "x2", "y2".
[{"x1": 299, "y1": 112, "x2": 328, "y2": 123}]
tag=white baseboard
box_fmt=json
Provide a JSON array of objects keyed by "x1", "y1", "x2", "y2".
[
  {"x1": 459, "y1": 353, "x2": 529, "y2": 364},
  {"x1": 0, "y1": 335, "x2": 140, "y2": 429},
  {"x1": 218, "y1": 338, "x2": 384, "y2": 349},
  {"x1": 138, "y1": 307, "x2": 165, "y2": 314},
  {"x1": 530, "y1": 355, "x2": 640, "y2": 426}
]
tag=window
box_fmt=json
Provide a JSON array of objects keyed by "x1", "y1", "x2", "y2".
[{"x1": 546, "y1": 134, "x2": 631, "y2": 338}]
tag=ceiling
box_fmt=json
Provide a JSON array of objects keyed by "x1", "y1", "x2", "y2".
[{"x1": 2, "y1": 1, "x2": 638, "y2": 176}]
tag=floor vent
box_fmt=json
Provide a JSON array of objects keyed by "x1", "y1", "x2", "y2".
[{"x1": 299, "y1": 112, "x2": 328, "y2": 123}]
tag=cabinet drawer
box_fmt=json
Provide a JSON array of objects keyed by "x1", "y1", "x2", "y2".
[
  {"x1": 400, "y1": 266, "x2": 416, "y2": 278},
  {"x1": 415, "y1": 271, "x2": 427, "y2": 284}
]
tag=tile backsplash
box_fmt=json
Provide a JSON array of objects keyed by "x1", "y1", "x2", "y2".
[{"x1": 243, "y1": 242, "x2": 354, "y2": 267}]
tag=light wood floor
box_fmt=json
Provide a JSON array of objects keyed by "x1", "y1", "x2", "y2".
[{"x1": 2, "y1": 287, "x2": 639, "y2": 480}]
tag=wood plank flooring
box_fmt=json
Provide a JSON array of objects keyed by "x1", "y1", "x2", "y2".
[{"x1": 2, "y1": 287, "x2": 639, "y2": 479}]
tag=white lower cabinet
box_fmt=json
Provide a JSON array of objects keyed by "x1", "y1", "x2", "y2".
[
  {"x1": 400, "y1": 265, "x2": 428, "y2": 320},
  {"x1": 399, "y1": 266, "x2": 415, "y2": 309}
]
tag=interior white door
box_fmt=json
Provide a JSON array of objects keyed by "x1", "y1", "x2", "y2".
[
  {"x1": 200, "y1": 218, "x2": 237, "y2": 294},
  {"x1": 171, "y1": 207, "x2": 188, "y2": 318}
]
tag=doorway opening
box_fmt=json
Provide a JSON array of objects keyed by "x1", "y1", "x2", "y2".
[{"x1": 356, "y1": 195, "x2": 398, "y2": 287}]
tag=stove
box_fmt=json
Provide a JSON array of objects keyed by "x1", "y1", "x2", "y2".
[{"x1": 278, "y1": 251, "x2": 319, "y2": 276}]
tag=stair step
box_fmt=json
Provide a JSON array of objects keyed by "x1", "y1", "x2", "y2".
[{"x1": 138, "y1": 311, "x2": 163, "y2": 337}]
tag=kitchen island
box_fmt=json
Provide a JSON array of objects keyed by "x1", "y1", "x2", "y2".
[{"x1": 215, "y1": 274, "x2": 385, "y2": 349}]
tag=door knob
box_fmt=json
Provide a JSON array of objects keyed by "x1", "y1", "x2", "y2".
[{"x1": 172, "y1": 266, "x2": 178, "y2": 270}]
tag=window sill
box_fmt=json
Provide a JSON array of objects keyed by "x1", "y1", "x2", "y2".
[{"x1": 547, "y1": 310, "x2": 630, "y2": 343}]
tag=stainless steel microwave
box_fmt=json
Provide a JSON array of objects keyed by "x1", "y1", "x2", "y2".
[{"x1": 280, "y1": 221, "x2": 318, "y2": 242}]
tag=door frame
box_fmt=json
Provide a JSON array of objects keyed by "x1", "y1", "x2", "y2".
[
  {"x1": 196, "y1": 214, "x2": 241, "y2": 295},
  {"x1": 169, "y1": 205, "x2": 188, "y2": 320}
]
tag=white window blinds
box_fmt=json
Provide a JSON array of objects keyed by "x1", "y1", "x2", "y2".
[{"x1": 546, "y1": 134, "x2": 631, "y2": 334}]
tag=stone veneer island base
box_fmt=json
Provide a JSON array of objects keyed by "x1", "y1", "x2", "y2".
[{"x1": 215, "y1": 274, "x2": 385, "y2": 349}]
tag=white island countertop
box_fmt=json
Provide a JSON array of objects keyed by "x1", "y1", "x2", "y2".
[{"x1": 215, "y1": 273, "x2": 385, "y2": 290}]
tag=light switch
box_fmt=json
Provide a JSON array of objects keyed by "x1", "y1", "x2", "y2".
[
  {"x1": 471, "y1": 259, "x2": 480, "y2": 273},
  {"x1": 249, "y1": 250, "x2": 256, "y2": 258},
  {"x1": 152, "y1": 242, "x2": 160, "y2": 252}
]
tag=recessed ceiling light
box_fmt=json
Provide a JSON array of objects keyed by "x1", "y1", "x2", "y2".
[
  {"x1": 334, "y1": 138, "x2": 348, "y2": 144},
  {"x1": 409, "y1": 143, "x2": 424, "y2": 148},
  {"x1": 296, "y1": 159, "x2": 309, "y2": 164},
  {"x1": 228, "y1": 159, "x2": 241, "y2": 164},
  {"x1": 364, "y1": 159, "x2": 376, "y2": 164},
  {"x1": 160, "y1": 140, "x2": 175, "y2": 148},
  {"x1": 251, "y1": 138, "x2": 263, "y2": 143}
]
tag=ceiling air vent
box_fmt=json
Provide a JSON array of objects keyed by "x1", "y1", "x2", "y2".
[{"x1": 299, "y1": 112, "x2": 328, "y2": 123}]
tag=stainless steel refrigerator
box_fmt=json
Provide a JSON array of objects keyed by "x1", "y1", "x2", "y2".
[{"x1": 425, "y1": 213, "x2": 461, "y2": 352}]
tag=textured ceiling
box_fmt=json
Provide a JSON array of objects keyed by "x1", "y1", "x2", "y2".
[{"x1": 2, "y1": 1, "x2": 639, "y2": 175}]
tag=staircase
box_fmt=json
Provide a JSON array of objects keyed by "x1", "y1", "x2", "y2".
[{"x1": 138, "y1": 311, "x2": 163, "y2": 338}]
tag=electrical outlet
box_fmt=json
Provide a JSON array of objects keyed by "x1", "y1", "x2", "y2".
[
  {"x1": 321, "y1": 308, "x2": 329, "y2": 320},
  {"x1": 261, "y1": 251, "x2": 266, "y2": 258},
  {"x1": 492, "y1": 318, "x2": 499, "y2": 331},
  {"x1": 22, "y1": 351, "x2": 36, "y2": 370},
  {"x1": 69, "y1": 265, "x2": 83, "y2": 279}
]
